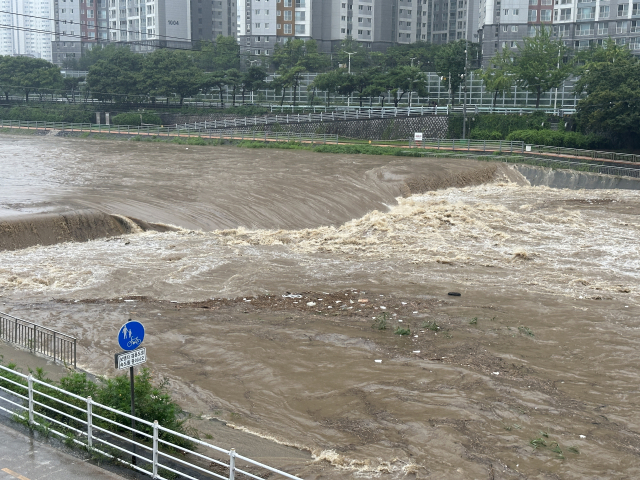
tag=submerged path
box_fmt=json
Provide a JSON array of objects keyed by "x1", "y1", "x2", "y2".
[{"x1": 0, "y1": 422, "x2": 124, "y2": 480}]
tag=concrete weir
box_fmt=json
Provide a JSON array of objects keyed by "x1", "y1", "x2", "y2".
[{"x1": 514, "y1": 164, "x2": 640, "y2": 190}]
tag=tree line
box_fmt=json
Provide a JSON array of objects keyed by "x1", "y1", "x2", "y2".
[{"x1": 0, "y1": 31, "x2": 638, "y2": 145}]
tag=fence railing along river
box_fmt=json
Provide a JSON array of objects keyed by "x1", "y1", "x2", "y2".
[
  {"x1": 0, "y1": 312, "x2": 76, "y2": 367},
  {"x1": 0, "y1": 364, "x2": 303, "y2": 480}
]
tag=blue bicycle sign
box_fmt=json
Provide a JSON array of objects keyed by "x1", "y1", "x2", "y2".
[{"x1": 118, "y1": 320, "x2": 145, "y2": 351}]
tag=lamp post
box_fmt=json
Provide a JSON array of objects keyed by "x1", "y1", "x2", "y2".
[
  {"x1": 462, "y1": 43, "x2": 469, "y2": 140},
  {"x1": 345, "y1": 52, "x2": 356, "y2": 74},
  {"x1": 553, "y1": 46, "x2": 560, "y2": 114}
]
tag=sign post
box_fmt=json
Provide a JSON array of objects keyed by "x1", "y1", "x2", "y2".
[{"x1": 116, "y1": 320, "x2": 146, "y2": 466}]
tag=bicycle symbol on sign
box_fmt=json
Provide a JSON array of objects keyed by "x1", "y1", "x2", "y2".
[{"x1": 121, "y1": 326, "x2": 142, "y2": 347}]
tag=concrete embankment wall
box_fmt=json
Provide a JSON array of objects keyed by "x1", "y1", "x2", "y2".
[
  {"x1": 160, "y1": 113, "x2": 450, "y2": 140},
  {"x1": 514, "y1": 165, "x2": 640, "y2": 190}
]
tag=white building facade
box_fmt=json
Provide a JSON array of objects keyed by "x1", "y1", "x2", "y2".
[
  {"x1": 107, "y1": 0, "x2": 191, "y2": 51},
  {"x1": 0, "y1": 0, "x2": 53, "y2": 61}
]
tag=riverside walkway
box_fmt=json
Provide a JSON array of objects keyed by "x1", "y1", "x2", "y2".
[{"x1": 0, "y1": 422, "x2": 124, "y2": 480}]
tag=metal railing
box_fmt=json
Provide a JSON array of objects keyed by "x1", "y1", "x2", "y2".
[
  {"x1": 0, "y1": 312, "x2": 76, "y2": 368},
  {"x1": 417, "y1": 151, "x2": 640, "y2": 179},
  {"x1": 410, "y1": 138, "x2": 640, "y2": 164},
  {"x1": 0, "y1": 363, "x2": 302, "y2": 480},
  {"x1": 0, "y1": 119, "x2": 338, "y2": 144}
]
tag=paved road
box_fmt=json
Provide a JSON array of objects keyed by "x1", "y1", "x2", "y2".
[{"x1": 0, "y1": 422, "x2": 124, "y2": 480}]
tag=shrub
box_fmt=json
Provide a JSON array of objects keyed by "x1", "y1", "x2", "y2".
[
  {"x1": 0, "y1": 106, "x2": 93, "y2": 123},
  {"x1": 505, "y1": 129, "x2": 609, "y2": 149},
  {"x1": 469, "y1": 128, "x2": 503, "y2": 140},
  {"x1": 0, "y1": 361, "x2": 194, "y2": 450},
  {"x1": 111, "y1": 112, "x2": 162, "y2": 126}
]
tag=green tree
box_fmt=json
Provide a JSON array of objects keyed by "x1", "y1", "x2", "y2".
[
  {"x1": 201, "y1": 72, "x2": 228, "y2": 107},
  {"x1": 477, "y1": 49, "x2": 515, "y2": 107},
  {"x1": 384, "y1": 41, "x2": 439, "y2": 70},
  {"x1": 272, "y1": 39, "x2": 329, "y2": 106},
  {"x1": 511, "y1": 26, "x2": 573, "y2": 107},
  {"x1": 384, "y1": 66, "x2": 427, "y2": 107},
  {"x1": 434, "y1": 40, "x2": 478, "y2": 105},
  {"x1": 312, "y1": 69, "x2": 348, "y2": 106},
  {"x1": 197, "y1": 35, "x2": 241, "y2": 72},
  {"x1": 62, "y1": 76, "x2": 84, "y2": 103},
  {"x1": 9, "y1": 57, "x2": 63, "y2": 102},
  {"x1": 142, "y1": 49, "x2": 203, "y2": 105},
  {"x1": 87, "y1": 47, "x2": 143, "y2": 102},
  {"x1": 333, "y1": 38, "x2": 370, "y2": 72},
  {"x1": 0, "y1": 56, "x2": 16, "y2": 101},
  {"x1": 574, "y1": 39, "x2": 640, "y2": 147},
  {"x1": 241, "y1": 65, "x2": 267, "y2": 104}
]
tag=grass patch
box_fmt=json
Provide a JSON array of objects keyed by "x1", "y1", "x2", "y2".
[
  {"x1": 421, "y1": 321, "x2": 439, "y2": 331},
  {"x1": 372, "y1": 313, "x2": 389, "y2": 330},
  {"x1": 469, "y1": 317, "x2": 478, "y2": 325},
  {"x1": 394, "y1": 327, "x2": 411, "y2": 336},
  {"x1": 518, "y1": 326, "x2": 535, "y2": 337}
]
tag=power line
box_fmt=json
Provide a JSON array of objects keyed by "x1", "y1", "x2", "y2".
[
  {"x1": 0, "y1": 9, "x2": 194, "y2": 44},
  {"x1": 0, "y1": 24, "x2": 196, "y2": 52}
]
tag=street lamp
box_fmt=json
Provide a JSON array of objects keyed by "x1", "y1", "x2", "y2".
[
  {"x1": 345, "y1": 52, "x2": 356, "y2": 74},
  {"x1": 462, "y1": 43, "x2": 469, "y2": 140}
]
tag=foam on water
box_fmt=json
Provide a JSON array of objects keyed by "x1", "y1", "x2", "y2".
[{"x1": 0, "y1": 182, "x2": 638, "y2": 302}]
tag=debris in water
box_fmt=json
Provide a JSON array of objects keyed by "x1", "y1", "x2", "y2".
[
  {"x1": 492, "y1": 372, "x2": 500, "y2": 375},
  {"x1": 448, "y1": 292, "x2": 461, "y2": 297},
  {"x1": 579, "y1": 435, "x2": 586, "y2": 439},
  {"x1": 358, "y1": 299, "x2": 369, "y2": 303},
  {"x1": 307, "y1": 302, "x2": 316, "y2": 307},
  {"x1": 380, "y1": 306, "x2": 386, "y2": 310},
  {"x1": 413, "y1": 350, "x2": 420, "y2": 354},
  {"x1": 374, "y1": 360, "x2": 382, "y2": 363}
]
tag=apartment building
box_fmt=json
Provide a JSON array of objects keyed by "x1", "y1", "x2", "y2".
[
  {"x1": 0, "y1": 0, "x2": 53, "y2": 61},
  {"x1": 310, "y1": 0, "x2": 397, "y2": 52},
  {"x1": 105, "y1": 0, "x2": 191, "y2": 52},
  {"x1": 425, "y1": 0, "x2": 480, "y2": 44},
  {"x1": 478, "y1": 0, "x2": 640, "y2": 63},
  {"x1": 237, "y1": 0, "x2": 311, "y2": 59},
  {"x1": 51, "y1": 0, "x2": 109, "y2": 65},
  {"x1": 191, "y1": 0, "x2": 236, "y2": 43}
]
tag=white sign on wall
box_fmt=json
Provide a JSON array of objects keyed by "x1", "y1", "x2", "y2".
[{"x1": 414, "y1": 132, "x2": 423, "y2": 142}]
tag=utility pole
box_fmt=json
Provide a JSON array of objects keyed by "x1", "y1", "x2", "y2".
[
  {"x1": 346, "y1": 52, "x2": 356, "y2": 74},
  {"x1": 462, "y1": 40, "x2": 469, "y2": 140},
  {"x1": 553, "y1": 46, "x2": 560, "y2": 113}
]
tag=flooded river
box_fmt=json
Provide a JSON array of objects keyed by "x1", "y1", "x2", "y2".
[{"x1": 0, "y1": 135, "x2": 639, "y2": 479}]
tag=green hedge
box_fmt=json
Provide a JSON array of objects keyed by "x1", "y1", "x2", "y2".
[
  {"x1": 469, "y1": 129, "x2": 503, "y2": 140},
  {"x1": 505, "y1": 129, "x2": 609, "y2": 149},
  {"x1": 0, "y1": 106, "x2": 94, "y2": 123},
  {"x1": 449, "y1": 112, "x2": 550, "y2": 139},
  {"x1": 111, "y1": 112, "x2": 163, "y2": 126}
]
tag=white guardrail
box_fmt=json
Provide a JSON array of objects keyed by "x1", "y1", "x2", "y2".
[
  {"x1": 410, "y1": 138, "x2": 640, "y2": 164},
  {"x1": 0, "y1": 363, "x2": 302, "y2": 480}
]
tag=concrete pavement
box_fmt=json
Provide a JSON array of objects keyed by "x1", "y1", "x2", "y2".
[{"x1": 0, "y1": 422, "x2": 125, "y2": 480}]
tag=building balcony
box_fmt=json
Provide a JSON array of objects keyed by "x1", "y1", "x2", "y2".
[
  {"x1": 577, "y1": 13, "x2": 595, "y2": 19},
  {"x1": 576, "y1": 28, "x2": 595, "y2": 34}
]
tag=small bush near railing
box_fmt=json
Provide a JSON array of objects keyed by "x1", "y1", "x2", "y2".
[
  {"x1": 0, "y1": 359, "x2": 195, "y2": 450},
  {"x1": 111, "y1": 112, "x2": 163, "y2": 126},
  {"x1": 469, "y1": 129, "x2": 503, "y2": 140},
  {"x1": 506, "y1": 129, "x2": 610, "y2": 149}
]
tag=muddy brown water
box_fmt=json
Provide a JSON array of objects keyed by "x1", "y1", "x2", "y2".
[{"x1": 1, "y1": 135, "x2": 639, "y2": 479}]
